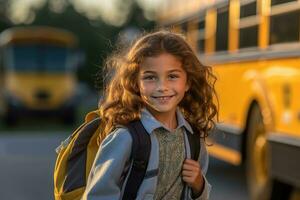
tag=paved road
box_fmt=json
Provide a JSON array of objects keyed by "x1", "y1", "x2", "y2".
[
  {"x1": 0, "y1": 133, "x2": 67, "y2": 200},
  {"x1": 207, "y1": 157, "x2": 248, "y2": 200},
  {"x1": 0, "y1": 133, "x2": 249, "y2": 200}
]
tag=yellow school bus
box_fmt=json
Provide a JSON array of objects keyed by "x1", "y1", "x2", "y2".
[
  {"x1": 157, "y1": 0, "x2": 300, "y2": 199},
  {"x1": 0, "y1": 26, "x2": 83, "y2": 124}
]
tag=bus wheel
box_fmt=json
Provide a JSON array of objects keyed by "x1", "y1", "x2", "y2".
[{"x1": 246, "y1": 105, "x2": 271, "y2": 200}]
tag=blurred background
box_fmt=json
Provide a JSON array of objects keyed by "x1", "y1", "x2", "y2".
[{"x1": 1, "y1": 0, "x2": 300, "y2": 200}]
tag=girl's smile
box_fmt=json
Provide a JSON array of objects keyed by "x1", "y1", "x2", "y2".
[
  {"x1": 152, "y1": 95, "x2": 175, "y2": 100},
  {"x1": 152, "y1": 95, "x2": 175, "y2": 105}
]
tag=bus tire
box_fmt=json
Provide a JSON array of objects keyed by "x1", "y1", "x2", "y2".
[
  {"x1": 246, "y1": 105, "x2": 293, "y2": 200},
  {"x1": 246, "y1": 105, "x2": 271, "y2": 200}
]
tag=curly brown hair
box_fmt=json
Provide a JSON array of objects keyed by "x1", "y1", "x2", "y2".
[{"x1": 97, "y1": 30, "x2": 218, "y2": 143}]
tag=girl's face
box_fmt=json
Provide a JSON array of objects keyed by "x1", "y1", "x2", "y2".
[{"x1": 138, "y1": 53, "x2": 189, "y2": 117}]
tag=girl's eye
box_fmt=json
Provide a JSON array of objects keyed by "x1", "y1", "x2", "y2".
[
  {"x1": 142, "y1": 75, "x2": 157, "y2": 81},
  {"x1": 168, "y1": 74, "x2": 179, "y2": 79}
]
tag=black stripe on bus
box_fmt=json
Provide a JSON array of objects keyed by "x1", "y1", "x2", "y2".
[
  {"x1": 210, "y1": 126, "x2": 243, "y2": 152},
  {"x1": 268, "y1": 133, "x2": 300, "y2": 187}
]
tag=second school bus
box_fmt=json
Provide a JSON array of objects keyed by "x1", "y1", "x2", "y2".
[
  {"x1": 157, "y1": 0, "x2": 300, "y2": 199},
  {"x1": 0, "y1": 26, "x2": 83, "y2": 124}
]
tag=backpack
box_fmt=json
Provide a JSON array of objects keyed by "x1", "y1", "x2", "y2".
[{"x1": 53, "y1": 110, "x2": 200, "y2": 200}]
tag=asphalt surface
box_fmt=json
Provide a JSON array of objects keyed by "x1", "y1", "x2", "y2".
[
  {"x1": 0, "y1": 132, "x2": 249, "y2": 200},
  {"x1": 207, "y1": 157, "x2": 248, "y2": 200}
]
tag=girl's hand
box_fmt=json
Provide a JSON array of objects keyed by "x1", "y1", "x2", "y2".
[{"x1": 182, "y1": 159, "x2": 204, "y2": 197}]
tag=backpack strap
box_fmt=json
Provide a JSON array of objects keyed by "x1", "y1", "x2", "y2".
[
  {"x1": 186, "y1": 130, "x2": 200, "y2": 161},
  {"x1": 122, "y1": 120, "x2": 151, "y2": 200},
  {"x1": 181, "y1": 129, "x2": 201, "y2": 200}
]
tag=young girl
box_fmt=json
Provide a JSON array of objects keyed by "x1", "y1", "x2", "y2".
[{"x1": 82, "y1": 30, "x2": 218, "y2": 200}]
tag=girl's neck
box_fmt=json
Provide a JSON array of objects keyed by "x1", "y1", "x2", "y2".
[{"x1": 146, "y1": 107, "x2": 178, "y2": 130}]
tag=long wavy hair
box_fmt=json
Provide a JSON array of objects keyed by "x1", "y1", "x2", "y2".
[{"x1": 97, "y1": 30, "x2": 218, "y2": 143}]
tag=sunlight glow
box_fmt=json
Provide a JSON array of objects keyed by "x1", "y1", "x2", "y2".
[
  {"x1": 73, "y1": 0, "x2": 132, "y2": 26},
  {"x1": 8, "y1": 0, "x2": 45, "y2": 24},
  {"x1": 7, "y1": 0, "x2": 160, "y2": 26}
]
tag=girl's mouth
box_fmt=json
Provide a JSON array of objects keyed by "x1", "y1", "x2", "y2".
[{"x1": 152, "y1": 95, "x2": 175, "y2": 101}]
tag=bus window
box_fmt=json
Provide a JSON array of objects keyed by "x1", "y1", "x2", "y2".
[
  {"x1": 216, "y1": 6, "x2": 229, "y2": 52},
  {"x1": 269, "y1": 10, "x2": 300, "y2": 44},
  {"x1": 271, "y1": 0, "x2": 297, "y2": 6},
  {"x1": 197, "y1": 19, "x2": 205, "y2": 53},
  {"x1": 239, "y1": 27, "x2": 258, "y2": 48},
  {"x1": 239, "y1": 0, "x2": 258, "y2": 49},
  {"x1": 240, "y1": 1, "x2": 256, "y2": 18},
  {"x1": 4, "y1": 44, "x2": 72, "y2": 72}
]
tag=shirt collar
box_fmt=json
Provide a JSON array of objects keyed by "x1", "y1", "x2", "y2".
[{"x1": 140, "y1": 108, "x2": 194, "y2": 134}]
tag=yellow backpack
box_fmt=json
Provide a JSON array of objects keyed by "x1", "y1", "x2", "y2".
[
  {"x1": 53, "y1": 111, "x2": 153, "y2": 200},
  {"x1": 54, "y1": 111, "x2": 101, "y2": 200}
]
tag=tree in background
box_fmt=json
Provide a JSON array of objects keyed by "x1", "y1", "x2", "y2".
[{"x1": 0, "y1": 0, "x2": 12, "y2": 30}]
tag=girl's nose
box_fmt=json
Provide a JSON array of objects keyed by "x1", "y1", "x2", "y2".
[{"x1": 157, "y1": 79, "x2": 169, "y2": 92}]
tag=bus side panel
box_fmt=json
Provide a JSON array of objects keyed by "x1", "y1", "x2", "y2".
[{"x1": 213, "y1": 61, "x2": 273, "y2": 132}]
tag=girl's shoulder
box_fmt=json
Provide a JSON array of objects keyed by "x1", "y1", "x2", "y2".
[{"x1": 100, "y1": 126, "x2": 133, "y2": 148}]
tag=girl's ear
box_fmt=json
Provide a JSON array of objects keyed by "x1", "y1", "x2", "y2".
[
  {"x1": 185, "y1": 85, "x2": 190, "y2": 92},
  {"x1": 133, "y1": 83, "x2": 140, "y2": 94}
]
